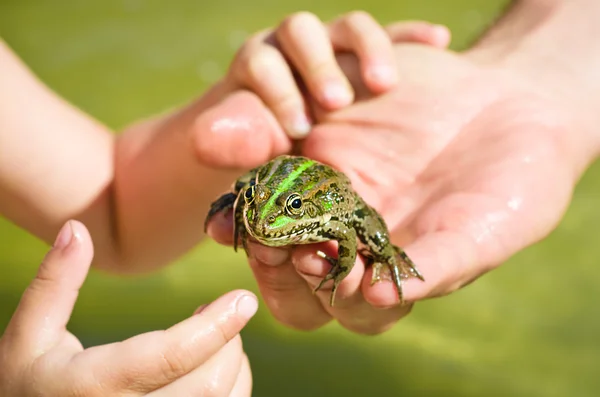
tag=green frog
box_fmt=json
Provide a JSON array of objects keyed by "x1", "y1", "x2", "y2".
[{"x1": 204, "y1": 155, "x2": 424, "y2": 306}]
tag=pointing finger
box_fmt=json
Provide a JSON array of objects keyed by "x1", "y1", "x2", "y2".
[{"x1": 4, "y1": 220, "x2": 92, "y2": 356}]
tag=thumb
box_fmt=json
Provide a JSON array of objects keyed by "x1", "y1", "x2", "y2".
[
  {"x1": 190, "y1": 90, "x2": 292, "y2": 169},
  {"x1": 5, "y1": 220, "x2": 93, "y2": 355}
]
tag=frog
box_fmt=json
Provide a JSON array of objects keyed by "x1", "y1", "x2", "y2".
[{"x1": 204, "y1": 155, "x2": 424, "y2": 306}]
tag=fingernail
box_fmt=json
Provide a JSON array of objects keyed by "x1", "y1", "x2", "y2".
[
  {"x1": 236, "y1": 294, "x2": 258, "y2": 319},
  {"x1": 53, "y1": 221, "x2": 73, "y2": 250},
  {"x1": 287, "y1": 113, "x2": 312, "y2": 139},
  {"x1": 322, "y1": 83, "x2": 352, "y2": 107},
  {"x1": 366, "y1": 64, "x2": 396, "y2": 86}
]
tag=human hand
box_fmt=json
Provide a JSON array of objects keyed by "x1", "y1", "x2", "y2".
[
  {"x1": 194, "y1": 12, "x2": 450, "y2": 167},
  {"x1": 206, "y1": 42, "x2": 597, "y2": 334},
  {"x1": 0, "y1": 220, "x2": 256, "y2": 396}
]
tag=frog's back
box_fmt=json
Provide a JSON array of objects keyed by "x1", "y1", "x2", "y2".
[{"x1": 257, "y1": 155, "x2": 348, "y2": 191}]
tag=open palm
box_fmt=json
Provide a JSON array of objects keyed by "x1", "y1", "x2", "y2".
[{"x1": 301, "y1": 44, "x2": 577, "y2": 307}]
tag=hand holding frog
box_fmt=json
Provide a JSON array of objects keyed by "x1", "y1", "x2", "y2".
[
  {"x1": 0, "y1": 220, "x2": 256, "y2": 396},
  {"x1": 206, "y1": 2, "x2": 600, "y2": 334},
  {"x1": 194, "y1": 12, "x2": 450, "y2": 167}
]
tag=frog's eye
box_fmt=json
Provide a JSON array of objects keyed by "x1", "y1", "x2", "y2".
[
  {"x1": 285, "y1": 193, "x2": 303, "y2": 216},
  {"x1": 244, "y1": 185, "x2": 255, "y2": 204}
]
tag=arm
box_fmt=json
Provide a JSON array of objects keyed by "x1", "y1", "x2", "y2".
[
  {"x1": 0, "y1": 40, "x2": 245, "y2": 273},
  {"x1": 1, "y1": 12, "x2": 429, "y2": 273},
  {"x1": 466, "y1": 0, "x2": 600, "y2": 172}
]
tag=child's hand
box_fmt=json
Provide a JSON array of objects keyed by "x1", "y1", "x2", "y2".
[
  {"x1": 223, "y1": 12, "x2": 451, "y2": 138},
  {"x1": 0, "y1": 220, "x2": 256, "y2": 396}
]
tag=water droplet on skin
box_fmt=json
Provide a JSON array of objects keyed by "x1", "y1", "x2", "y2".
[
  {"x1": 507, "y1": 197, "x2": 522, "y2": 211},
  {"x1": 210, "y1": 117, "x2": 252, "y2": 134}
]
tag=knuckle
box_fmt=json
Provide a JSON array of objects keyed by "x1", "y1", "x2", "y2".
[
  {"x1": 157, "y1": 342, "x2": 194, "y2": 383},
  {"x1": 237, "y1": 46, "x2": 280, "y2": 83},
  {"x1": 343, "y1": 10, "x2": 375, "y2": 27},
  {"x1": 279, "y1": 11, "x2": 321, "y2": 37}
]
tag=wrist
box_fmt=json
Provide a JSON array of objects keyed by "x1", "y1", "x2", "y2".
[{"x1": 466, "y1": 0, "x2": 600, "y2": 167}]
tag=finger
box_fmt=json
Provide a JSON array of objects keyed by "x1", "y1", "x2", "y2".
[
  {"x1": 191, "y1": 90, "x2": 292, "y2": 169},
  {"x1": 206, "y1": 212, "x2": 332, "y2": 331},
  {"x1": 206, "y1": 209, "x2": 235, "y2": 246},
  {"x1": 229, "y1": 31, "x2": 313, "y2": 139},
  {"x1": 246, "y1": 242, "x2": 332, "y2": 331},
  {"x1": 275, "y1": 11, "x2": 354, "y2": 110},
  {"x1": 385, "y1": 21, "x2": 451, "y2": 48},
  {"x1": 4, "y1": 220, "x2": 92, "y2": 355},
  {"x1": 92, "y1": 290, "x2": 258, "y2": 393},
  {"x1": 291, "y1": 243, "x2": 412, "y2": 335},
  {"x1": 229, "y1": 353, "x2": 252, "y2": 397},
  {"x1": 148, "y1": 335, "x2": 245, "y2": 397},
  {"x1": 328, "y1": 11, "x2": 398, "y2": 93},
  {"x1": 364, "y1": 230, "x2": 481, "y2": 308}
]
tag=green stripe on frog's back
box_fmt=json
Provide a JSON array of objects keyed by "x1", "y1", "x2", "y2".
[{"x1": 259, "y1": 157, "x2": 316, "y2": 221}]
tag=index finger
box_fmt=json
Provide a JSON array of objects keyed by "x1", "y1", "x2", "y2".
[
  {"x1": 3, "y1": 220, "x2": 92, "y2": 356},
  {"x1": 86, "y1": 290, "x2": 258, "y2": 394}
]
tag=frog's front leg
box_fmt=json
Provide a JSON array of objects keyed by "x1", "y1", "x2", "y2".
[
  {"x1": 204, "y1": 192, "x2": 237, "y2": 233},
  {"x1": 233, "y1": 191, "x2": 248, "y2": 253},
  {"x1": 204, "y1": 167, "x2": 258, "y2": 237},
  {"x1": 313, "y1": 221, "x2": 357, "y2": 307}
]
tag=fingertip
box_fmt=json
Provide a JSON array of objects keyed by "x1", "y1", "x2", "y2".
[
  {"x1": 206, "y1": 210, "x2": 234, "y2": 245},
  {"x1": 38, "y1": 219, "x2": 93, "y2": 282},
  {"x1": 235, "y1": 293, "x2": 259, "y2": 320},
  {"x1": 191, "y1": 91, "x2": 292, "y2": 169},
  {"x1": 321, "y1": 81, "x2": 354, "y2": 108},
  {"x1": 247, "y1": 242, "x2": 291, "y2": 266},
  {"x1": 364, "y1": 63, "x2": 398, "y2": 93},
  {"x1": 200, "y1": 289, "x2": 259, "y2": 324},
  {"x1": 429, "y1": 24, "x2": 452, "y2": 48},
  {"x1": 285, "y1": 112, "x2": 313, "y2": 139},
  {"x1": 361, "y1": 267, "x2": 402, "y2": 308}
]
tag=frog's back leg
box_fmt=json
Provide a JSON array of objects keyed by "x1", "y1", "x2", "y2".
[{"x1": 352, "y1": 196, "x2": 424, "y2": 304}]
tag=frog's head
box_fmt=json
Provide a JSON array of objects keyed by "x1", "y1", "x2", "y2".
[{"x1": 241, "y1": 182, "x2": 329, "y2": 247}]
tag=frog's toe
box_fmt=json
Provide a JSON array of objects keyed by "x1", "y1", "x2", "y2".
[
  {"x1": 313, "y1": 261, "x2": 345, "y2": 306},
  {"x1": 204, "y1": 192, "x2": 237, "y2": 232},
  {"x1": 316, "y1": 250, "x2": 337, "y2": 266},
  {"x1": 394, "y1": 245, "x2": 425, "y2": 281},
  {"x1": 370, "y1": 262, "x2": 393, "y2": 285}
]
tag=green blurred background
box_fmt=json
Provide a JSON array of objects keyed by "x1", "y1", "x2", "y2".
[{"x1": 1, "y1": 1, "x2": 599, "y2": 396}]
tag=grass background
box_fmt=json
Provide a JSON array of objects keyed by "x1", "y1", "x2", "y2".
[{"x1": 1, "y1": 1, "x2": 599, "y2": 396}]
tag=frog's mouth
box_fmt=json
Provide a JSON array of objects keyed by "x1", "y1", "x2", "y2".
[{"x1": 250, "y1": 217, "x2": 329, "y2": 247}]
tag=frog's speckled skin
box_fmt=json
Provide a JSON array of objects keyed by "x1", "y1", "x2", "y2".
[{"x1": 204, "y1": 155, "x2": 424, "y2": 306}]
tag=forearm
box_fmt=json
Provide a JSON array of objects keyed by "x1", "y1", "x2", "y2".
[
  {"x1": 466, "y1": 0, "x2": 600, "y2": 169},
  {"x1": 112, "y1": 100, "x2": 240, "y2": 273},
  {"x1": 0, "y1": 40, "x2": 237, "y2": 272},
  {"x1": 0, "y1": 40, "x2": 118, "y2": 263}
]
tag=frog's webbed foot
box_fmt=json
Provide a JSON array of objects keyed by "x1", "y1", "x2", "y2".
[
  {"x1": 370, "y1": 261, "x2": 394, "y2": 285},
  {"x1": 204, "y1": 192, "x2": 237, "y2": 233},
  {"x1": 313, "y1": 252, "x2": 345, "y2": 307},
  {"x1": 393, "y1": 245, "x2": 425, "y2": 281},
  {"x1": 311, "y1": 222, "x2": 357, "y2": 307},
  {"x1": 359, "y1": 249, "x2": 392, "y2": 285},
  {"x1": 379, "y1": 245, "x2": 425, "y2": 306}
]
